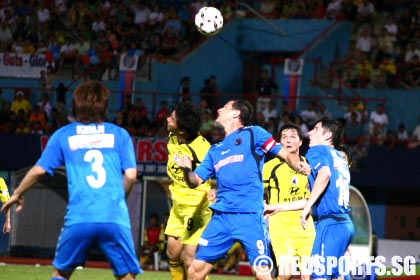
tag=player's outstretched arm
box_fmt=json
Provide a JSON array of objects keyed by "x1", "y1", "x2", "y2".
[
  {"x1": 123, "y1": 168, "x2": 137, "y2": 198},
  {"x1": 277, "y1": 148, "x2": 311, "y2": 176},
  {"x1": 177, "y1": 155, "x2": 204, "y2": 188},
  {"x1": 1, "y1": 165, "x2": 46, "y2": 214},
  {"x1": 300, "y1": 166, "x2": 331, "y2": 229}
]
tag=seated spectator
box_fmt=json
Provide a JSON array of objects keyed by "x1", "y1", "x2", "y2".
[
  {"x1": 139, "y1": 213, "x2": 164, "y2": 268},
  {"x1": 159, "y1": 26, "x2": 179, "y2": 57},
  {"x1": 344, "y1": 101, "x2": 362, "y2": 123},
  {"x1": 200, "y1": 108, "x2": 215, "y2": 141},
  {"x1": 259, "y1": 0, "x2": 277, "y2": 18},
  {"x1": 317, "y1": 102, "x2": 332, "y2": 119},
  {"x1": 405, "y1": 40, "x2": 420, "y2": 63},
  {"x1": 0, "y1": 101, "x2": 15, "y2": 133},
  {"x1": 345, "y1": 112, "x2": 364, "y2": 145},
  {"x1": 383, "y1": 129, "x2": 397, "y2": 148},
  {"x1": 37, "y1": 94, "x2": 52, "y2": 120},
  {"x1": 326, "y1": 0, "x2": 343, "y2": 20},
  {"x1": 0, "y1": 22, "x2": 12, "y2": 52},
  {"x1": 153, "y1": 100, "x2": 171, "y2": 130},
  {"x1": 401, "y1": 55, "x2": 420, "y2": 89},
  {"x1": 354, "y1": 0, "x2": 375, "y2": 33},
  {"x1": 11, "y1": 91, "x2": 31, "y2": 117},
  {"x1": 352, "y1": 52, "x2": 373, "y2": 88},
  {"x1": 356, "y1": 28, "x2": 375, "y2": 58},
  {"x1": 262, "y1": 99, "x2": 279, "y2": 124},
  {"x1": 294, "y1": 115, "x2": 309, "y2": 138},
  {"x1": 397, "y1": 123, "x2": 410, "y2": 146},
  {"x1": 58, "y1": 36, "x2": 77, "y2": 76},
  {"x1": 383, "y1": 16, "x2": 398, "y2": 43},
  {"x1": 375, "y1": 27, "x2": 394, "y2": 63},
  {"x1": 300, "y1": 100, "x2": 318, "y2": 128},
  {"x1": 29, "y1": 105, "x2": 47, "y2": 130},
  {"x1": 412, "y1": 117, "x2": 420, "y2": 141},
  {"x1": 375, "y1": 53, "x2": 397, "y2": 89},
  {"x1": 369, "y1": 103, "x2": 389, "y2": 136}
]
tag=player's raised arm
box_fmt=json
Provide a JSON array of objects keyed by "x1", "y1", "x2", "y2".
[
  {"x1": 1, "y1": 165, "x2": 46, "y2": 214},
  {"x1": 177, "y1": 155, "x2": 204, "y2": 188}
]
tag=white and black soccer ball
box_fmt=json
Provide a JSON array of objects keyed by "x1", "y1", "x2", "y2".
[{"x1": 195, "y1": 7, "x2": 224, "y2": 36}]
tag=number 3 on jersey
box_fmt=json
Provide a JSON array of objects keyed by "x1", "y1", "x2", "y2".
[{"x1": 84, "y1": 149, "x2": 106, "y2": 188}]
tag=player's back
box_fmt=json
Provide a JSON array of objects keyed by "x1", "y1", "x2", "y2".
[{"x1": 37, "y1": 122, "x2": 136, "y2": 227}]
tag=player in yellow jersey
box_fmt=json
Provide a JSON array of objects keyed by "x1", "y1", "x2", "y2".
[
  {"x1": 165, "y1": 102, "x2": 213, "y2": 280},
  {"x1": 0, "y1": 177, "x2": 11, "y2": 233},
  {"x1": 264, "y1": 124, "x2": 315, "y2": 280}
]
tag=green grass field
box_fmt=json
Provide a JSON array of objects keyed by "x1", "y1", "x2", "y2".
[{"x1": 0, "y1": 264, "x2": 254, "y2": 280}]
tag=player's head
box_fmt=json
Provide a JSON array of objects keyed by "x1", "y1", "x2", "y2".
[
  {"x1": 337, "y1": 144, "x2": 353, "y2": 167},
  {"x1": 167, "y1": 102, "x2": 202, "y2": 138},
  {"x1": 278, "y1": 124, "x2": 303, "y2": 153},
  {"x1": 308, "y1": 118, "x2": 343, "y2": 148},
  {"x1": 216, "y1": 100, "x2": 253, "y2": 127},
  {"x1": 73, "y1": 80, "x2": 110, "y2": 124},
  {"x1": 231, "y1": 100, "x2": 253, "y2": 126}
]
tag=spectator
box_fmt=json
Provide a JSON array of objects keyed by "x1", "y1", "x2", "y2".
[
  {"x1": 375, "y1": 53, "x2": 397, "y2": 89},
  {"x1": 356, "y1": 28, "x2": 375, "y2": 58},
  {"x1": 405, "y1": 41, "x2": 420, "y2": 63},
  {"x1": 139, "y1": 213, "x2": 164, "y2": 268},
  {"x1": 277, "y1": 111, "x2": 293, "y2": 133},
  {"x1": 262, "y1": 99, "x2": 279, "y2": 123},
  {"x1": 412, "y1": 117, "x2": 420, "y2": 141},
  {"x1": 58, "y1": 37, "x2": 76, "y2": 76},
  {"x1": 255, "y1": 69, "x2": 279, "y2": 113},
  {"x1": 317, "y1": 102, "x2": 332, "y2": 119},
  {"x1": 345, "y1": 112, "x2": 364, "y2": 145},
  {"x1": 300, "y1": 100, "x2": 318, "y2": 127},
  {"x1": 176, "y1": 76, "x2": 190, "y2": 103},
  {"x1": 200, "y1": 108, "x2": 215, "y2": 140},
  {"x1": 37, "y1": 94, "x2": 52, "y2": 120},
  {"x1": 11, "y1": 91, "x2": 31, "y2": 117},
  {"x1": 383, "y1": 16, "x2": 398, "y2": 43},
  {"x1": 401, "y1": 55, "x2": 420, "y2": 89},
  {"x1": 369, "y1": 103, "x2": 389, "y2": 136},
  {"x1": 153, "y1": 100, "x2": 171, "y2": 130},
  {"x1": 0, "y1": 22, "x2": 12, "y2": 52},
  {"x1": 397, "y1": 123, "x2": 410, "y2": 145},
  {"x1": 294, "y1": 115, "x2": 309, "y2": 138},
  {"x1": 326, "y1": 0, "x2": 343, "y2": 20},
  {"x1": 28, "y1": 105, "x2": 47, "y2": 131},
  {"x1": 159, "y1": 25, "x2": 179, "y2": 57},
  {"x1": 354, "y1": 0, "x2": 375, "y2": 33}
]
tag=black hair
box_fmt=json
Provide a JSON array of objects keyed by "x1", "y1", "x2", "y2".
[
  {"x1": 231, "y1": 100, "x2": 253, "y2": 126},
  {"x1": 315, "y1": 118, "x2": 344, "y2": 148},
  {"x1": 278, "y1": 123, "x2": 303, "y2": 141},
  {"x1": 175, "y1": 102, "x2": 202, "y2": 139},
  {"x1": 336, "y1": 144, "x2": 353, "y2": 167}
]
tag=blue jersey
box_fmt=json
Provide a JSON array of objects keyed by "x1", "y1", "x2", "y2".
[
  {"x1": 306, "y1": 145, "x2": 351, "y2": 217},
  {"x1": 195, "y1": 126, "x2": 282, "y2": 213},
  {"x1": 37, "y1": 122, "x2": 136, "y2": 228}
]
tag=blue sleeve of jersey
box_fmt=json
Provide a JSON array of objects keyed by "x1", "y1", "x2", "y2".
[
  {"x1": 306, "y1": 146, "x2": 330, "y2": 173},
  {"x1": 194, "y1": 150, "x2": 214, "y2": 182},
  {"x1": 119, "y1": 129, "x2": 137, "y2": 171},
  {"x1": 253, "y1": 126, "x2": 282, "y2": 154},
  {"x1": 36, "y1": 130, "x2": 64, "y2": 176}
]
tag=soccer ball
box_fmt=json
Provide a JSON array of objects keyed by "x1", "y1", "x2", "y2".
[{"x1": 195, "y1": 7, "x2": 224, "y2": 36}]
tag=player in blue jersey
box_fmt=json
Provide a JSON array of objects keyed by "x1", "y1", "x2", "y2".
[
  {"x1": 1, "y1": 81, "x2": 142, "y2": 280},
  {"x1": 177, "y1": 100, "x2": 311, "y2": 280},
  {"x1": 300, "y1": 118, "x2": 354, "y2": 280}
]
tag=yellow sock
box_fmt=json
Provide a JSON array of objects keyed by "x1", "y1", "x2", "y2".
[
  {"x1": 204, "y1": 276, "x2": 210, "y2": 280},
  {"x1": 169, "y1": 260, "x2": 186, "y2": 280}
]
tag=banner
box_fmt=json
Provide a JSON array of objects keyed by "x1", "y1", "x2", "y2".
[
  {"x1": 283, "y1": 58, "x2": 304, "y2": 111},
  {"x1": 0, "y1": 53, "x2": 52, "y2": 78}
]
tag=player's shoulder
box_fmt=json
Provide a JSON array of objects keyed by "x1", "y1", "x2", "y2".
[
  {"x1": 264, "y1": 157, "x2": 283, "y2": 168},
  {"x1": 307, "y1": 145, "x2": 330, "y2": 157}
]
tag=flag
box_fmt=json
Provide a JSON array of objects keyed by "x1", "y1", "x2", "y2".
[{"x1": 283, "y1": 58, "x2": 304, "y2": 111}]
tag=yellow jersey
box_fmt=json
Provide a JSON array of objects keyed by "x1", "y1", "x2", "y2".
[
  {"x1": 0, "y1": 177, "x2": 10, "y2": 203},
  {"x1": 167, "y1": 133, "x2": 211, "y2": 208},
  {"x1": 263, "y1": 157, "x2": 315, "y2": 236}
]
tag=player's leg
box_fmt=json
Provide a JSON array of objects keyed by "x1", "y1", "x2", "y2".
[
  {"x1": 270, "y1": 229, "x2": 294, "y2": 280},
  {"x1": 167, "y1": 235, "x2": 186, "y2": 280},
  {"x1": 181, "y1": 209, "x2": 212, "y2": 268},
  {"x1": 295, "y1": 235, "x2": 315, "y2": 280},
  {"x1": 165, "y1": 208, "x2": 187, "y2": 280},
  {"x1": 235, "y1": 213, "x2": 272, "y2": 280},
  {"x1": 189, "y1": 211, "x2": 235, "y2": 280},
  {"x1": 52, "y1": 224, "x2": 93, "y2": 279},
  {"x1": 97, "y1": 223, "x2": 142, "y2": 279}
]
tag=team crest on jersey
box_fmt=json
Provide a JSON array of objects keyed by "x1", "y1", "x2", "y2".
[
  {"x1": 174, "y1": 154, "x2": 180, "y2": 162},
  {"x1": 235, "y1": 138, "x2": 242, "y2": 145},
  {"x1": 292, "y1": 176, "x2": 298, "y2": 185}
]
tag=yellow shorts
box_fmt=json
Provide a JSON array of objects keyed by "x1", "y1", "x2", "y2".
[
  {"x1": 164, "y1": 204, "x2": 212, "y2": 245},
  {"x1": 270, "y1": 234, "x2": 315, "y2": 270}
]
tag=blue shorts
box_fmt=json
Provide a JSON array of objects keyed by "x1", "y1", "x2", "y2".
[
  {"x1": 195, "y1": 211, "x2": 270, "y2": 265},
  {"x1": 311, "y1": 214, "x2": 354, "y2": 279},
  {"x1": 53, "y1": 223, "x2": 143, "y2": 276}
]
